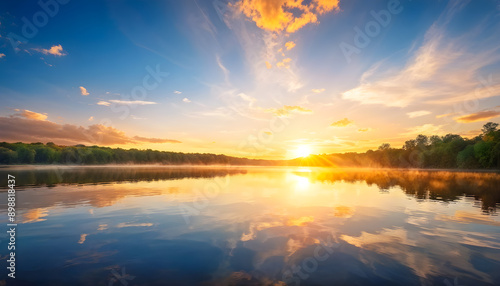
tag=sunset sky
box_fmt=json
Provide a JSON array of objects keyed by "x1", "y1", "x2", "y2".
[{"x1": 1, "y1": 0, "x2": 500, "y2": 159}]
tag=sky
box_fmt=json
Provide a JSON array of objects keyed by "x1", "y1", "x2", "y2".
[{"x1": 0, "y1": 0, "x2": 500, "y2": 159}]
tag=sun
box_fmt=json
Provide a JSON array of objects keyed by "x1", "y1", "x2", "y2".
[{"x1": 293, "y1": 145, "x2": 312, "y2": 158}]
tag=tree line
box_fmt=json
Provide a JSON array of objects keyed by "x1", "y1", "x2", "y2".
[
  {"x1": 297, "y1": 122, "x2": 500, "y2": 169},
  {"x1": 0, "y1": 142, "x2": 276, "y2": 166},
  {"x1": 0, "y1": 122, "x2": 499, "y2": 169}
]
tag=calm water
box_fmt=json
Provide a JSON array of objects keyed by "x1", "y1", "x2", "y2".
[{"x1": 1, "y1": 166, "x2": 500, "y2": 286}]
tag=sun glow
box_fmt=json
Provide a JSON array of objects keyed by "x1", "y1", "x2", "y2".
[{"x1": 293, "y1": 145, "x2": 313, "y2": 158}]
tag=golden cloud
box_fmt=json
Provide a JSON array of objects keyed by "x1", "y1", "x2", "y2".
[
  {"x1": 454, "y1": 110, "x2": 500, "y2": 123},
  {"x1": 79, "y1": 86, "x2": 89, "y2": 96},
  {"x1": 265, "y1": 105, "x2": 312, "y2": 117},
  {"x1": 285, "y1": 41, "x2": 296, "y2": 50},
  {"x1": 233, "y1": 0, "x2": 340, "y2": 33},
  {"x1": 330, "y1": 118, "x2": 354, "y2": 127},
  {"x1": 276, "y1": 57, "x2": 291, "y2": 68},
  {"x1": 14, "y1": 109, "x2": 48, "y2": 121},
  {"x1": 311, "y1": 88, "x2": 325, "y2": 93},
  {"x1": 407, "y1": 110, "x2": 431, "y2": 118},
  {"x1": 35, "y1": 44, "x2": 66, "y2": 56},
  {"x1": 265, "y1": 61, "x2": 272, "y2": 69}
]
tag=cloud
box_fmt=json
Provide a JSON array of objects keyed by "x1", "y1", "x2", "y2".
[
  {"x1": 265, "y1": 61, "x2": 272, "y2": 69},
  {"x1": 0, "y1": 115, "x2": 181, "y2": 145},
  {"x1": 454, "y1": 110, "x2": 500, "y2": 123},
  {"x1": 357, "y1": 128, "x2": 372, "y2": 132},
  {"x1": 34, "y1": 44, "x2": 67, "y2": 56},
  {"x1": 400, "y1": 124, "x2": 444, "y2": 137},
  {"x1": 108, "y1": 100, "x2": 157, "y2": 105},
  {"x1": 0, "y1": 53, "x2": 5, "y2": 59},
  {"x1": 97, "y1": 101, "x2": 111, "y2": 106},
  {"x1": 174, "y1": 90, "x2": 182, "y2": 94},
  {"x1": 88, "y1": 116, "x2": 94, "y2": 121},
  {"x1": 285, "y1": 41, "x2": 296, "y2": 50},
  {"x1": 233, "y1": 0, "x2": 340, "y2": 33},
  {"x1": 311, "y1": 88, "x2": 325, "y2": 93},
  {"x1": 330, "y1": 118, "x2": 354, "y2": 127},
  {"x1": 78, "y1": 234, "x2": 88, "y2": 244},
  {"x1": 436, "y1": 112, "x2": 456, "y2": 119},
  {"x1": 132, "y1": 136, "x2": 181, "y2": 144},
  {"x1": 407, "y1": 110, "x2": 431, "y2": 118},
  {"x1": 116, "y1": 223, "x2": 153, "y2": 228},
  {"x1": 265, "y1": 105, "x2": 311, "y2": 117},
  {"x1": 183, "y1": 98, "x2": 191, "y2": 103},
  {"x1": 276, "y1": 57, "x2": 291, "y2": 69},
  {"x1": 14, "y1": 109, "x2": 48, "y2": 121},
  {"x1": 79, "y1": 86, "x2": 89, "y2": 96},
  {"x1": 342, "y1": 3, "x2": 500, "y2": 107}
]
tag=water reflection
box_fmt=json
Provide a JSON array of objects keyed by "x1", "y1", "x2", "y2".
[{"x1": 0, "y1": 167, "x2": 499, "y2": 285}]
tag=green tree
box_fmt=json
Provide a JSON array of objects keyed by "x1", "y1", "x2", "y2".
[
  {"x1": 17, "y1": 146, "x2": 35, "y2": 164},
  {"x1": 0, "y1": 147, "x2": 18, "y2": 164}
]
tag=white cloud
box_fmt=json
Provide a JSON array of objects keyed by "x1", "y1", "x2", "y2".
[
  {"x1": 97, "y1": 101, "x2": 111, "y2": 106},
  {"x1": 174, "y1": 90, "x2": 182, "y2": 94},
  {"x1": 342, "y1": 3, "x2": 500, "y2": 107},
  {"x1": 407, "y1": 110, "x2": 431, "y2": 118},
  {"x1": 183, "y1": 98, "x2": 191, "y2": 103}
]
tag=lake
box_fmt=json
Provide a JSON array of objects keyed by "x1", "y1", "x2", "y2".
[{"x1": 1, "y1": 166, "x2": 500, "y2": 286}]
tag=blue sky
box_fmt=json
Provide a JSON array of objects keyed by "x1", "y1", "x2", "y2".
[{"x1": 1, "y1": 0, "x2": 500, "y2": 159}]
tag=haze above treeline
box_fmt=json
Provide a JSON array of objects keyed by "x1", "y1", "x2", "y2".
[{"x1": 1, "y1": 122, "x2": 499, "y2": 170}]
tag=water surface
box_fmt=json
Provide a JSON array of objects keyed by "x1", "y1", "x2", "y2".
[{"x1": 1, "y1": 166, "x2": 499, "y2": 285}]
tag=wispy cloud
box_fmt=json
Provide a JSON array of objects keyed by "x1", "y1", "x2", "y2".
[
  {"x1": 13, "y1": 109, "x2": 48, "y2": 121},
  {"x1": 88, "y1": 116, "x2": 94, "y2": 121},
  {"x1": 116, "y1": 223, "x2": 153, "y2": 228},
  {"x1": 182, "y1": 98, "x2": 191, "y2": 103},
  {"x1": 342, "y1": 2, "x2": 500, "y2": 107},
  {"x1": 174, "y1": 90, "x2": 182, "y2": 94},
  {"x1": 400, "y1": 124, "x2": 444, "y2": 137},
  {"x1": 107, "y1": 100, "x2": 157, "y2": 105},
  {"x1": 276, "y1": 57, "x2": 291, "y2": 69},
  {"x1": 0, "y1": 114, "x2": 180, "y2": 145},
  {"x1": 79, "y1": 86, "x2": 89, "y2": 96},
  {"x1": 330, "y1": 118, "x2": 354, "y2": 127},
  {"x1": 132, "y1": 136, "x2": 181, "y2": 144},
  {"x1": 285, "y1": 41, "x2": 296, "y2": 50},
  {"x1": 265, "y1": 105, "x2": 311, "y2": 117},
  {"x1": 0, "y1": 53, "x2": 5, "y2": 59},
  {"x1": 407, "y1": 110, "x2": 431, "y2": 118},
  {"x1": 455, "y1": 110, "x2": 500, "y2": 123},
  {"x1": 311, "y1": 88, "x2": 325, "y2": 93},
  {"x1": 436, "y1": 112, "x2": 456, "y2": 119},
  {"x1": 97, "y1": 101, "x2": 111, "y2": 106}
]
